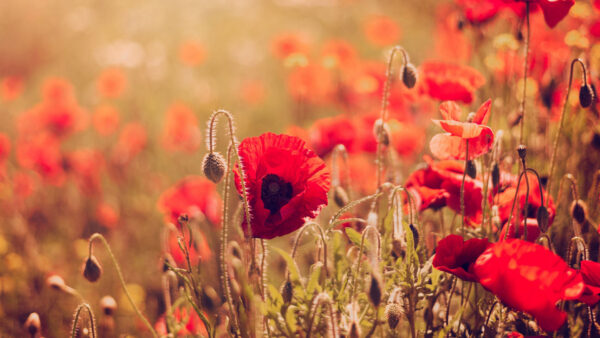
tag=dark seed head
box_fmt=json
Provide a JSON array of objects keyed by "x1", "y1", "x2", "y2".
[
  {"x1": 492, "y1": 163, "x2": 500, "y2": 187},
  {"x1": 83, "y1": 255, "x2": 103, "y2": 282},
  {"x1": 517, "y1": 144, "x2": 527, "y2": 161},
  {"x1": 333, "y1": 186, "x2": 349, "y2": 207},
  {"x1": 401, "y1": 63, "x2": 418, "y2": 89},
  {"x1": 571, "y1": 200, "x2": 587, "y2": 224},
  {"x1": 373, "y1": 119, "x2": 390, "y2": 146},
  {"x1": 100, "y1": 296, "x2": 117, "y2": 316},
  {"x1": 536, "y1": 206, "x2": 549, "y2": 233},
  {"x1": 281, "y1": 280, "x2": 293, "y2": 303},
  {"x1": 466, "y1": 160, "x2": 476, "y2": 179},
  {"x1": 409, "y1": 223, "x2": 419, "y2": 248},
  {"x1": 368, "y1": 276, "x2": 382, "y2": 308},
  {"x1": 592, "y1": 132, "x2": 600, "y2": 150},
  {"x1": 203, "y1": 152, "x2": 226, "y2": 183},
  {"x1": 580, "y1": 84, "x2": 594, "y2": 108},
  {"x1": 385, "y1": 303, "x2": 403, "y2": 329}
]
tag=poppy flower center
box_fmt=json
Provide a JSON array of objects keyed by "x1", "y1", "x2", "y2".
[{"x1": 261, "y1": 174, "x2": 293, "y2": 215}]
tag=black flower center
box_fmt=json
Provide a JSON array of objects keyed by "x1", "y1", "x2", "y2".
[{"x1": 261, "y1": 174, "x2": 293, "y2": 215}]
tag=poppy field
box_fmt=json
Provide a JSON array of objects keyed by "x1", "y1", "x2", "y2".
[{"x1": 3, "y1": 0, "x2": 600, "y2": 337}]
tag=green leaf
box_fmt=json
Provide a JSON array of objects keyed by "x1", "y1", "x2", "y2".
[
  {"x1": 268, "y1": 284, "x2": 283, "y2": 311},
  {"x1": 285, "y1": 306, "x2": 298, "y2": 333},
  {"x1": 345, "y1": 227, "x2": 370, "y2": 251},
  {"x1": 272, "y1": 246, "x2": 302, "y2": 285},
  {"x1": 306, "y1": 262, "x2": 323, "y2": 296}
]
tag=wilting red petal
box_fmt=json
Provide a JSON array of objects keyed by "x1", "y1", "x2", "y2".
[
  {"x1": 433, "y1": 234, "x2": 491, "y2": 281},
  {"x1": 498, "y1": 219, "x2": 542, "y2": 242},
  {"x1": 439, "y1": 101, "x2": 462, "y2": 121},
  {"x1": 430, "y1": 127, "x2": 493, "y2": 160},
  {"x1": 472, "y1": 99, "x2": 492, "y2": 125}
]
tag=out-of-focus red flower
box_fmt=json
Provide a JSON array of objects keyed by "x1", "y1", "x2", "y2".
[
  {"x1": 420, "y1": 61, "x2": 485, "y2": 104},
  {"x1": 455, "y1": 0, "x2": 503, "y2": 24},
  {"x1": 287, "y1": 64, "x2": 334, "y2": 105},
  {"x1": 97, "y1": 68, "x2": 127, "y2": 99},
  {"x1": 430, "y1": 99, "x2": 494, "y2": 160},
  {"x1": 1, "y1": 76, "x2": 24, "y2": 102},
  {"x1": 240, "y1": 80, "x2": 266, "y2": 106},
  {"x1": 473, "y1": 239, "x2": 583, "y2": 332},
  {"x1": 112, "y1": 122, "x2": 147, "y2": 163},
  {"x1": 337, "y1": 153, "x2": 379, "y2": 195},
  {"x1": 284, "y1": 125, "x2": 310, "y2": 144},
  {"x1": 321, "y1": 39, "x2": 357, "y2": 68},
  {"x1": 498, "y1": 219, "x2": 542, "y2": 242},
  {"x1": 13, "y1": 171, "x2": 35, "y2": 200},
  {"x1": 0, "y1": 134, "x2": 11, "y2": 165},
  {"x1": 405, "y1": 156, "x2": 486, "y2": 226},
  {"x1": 161, "y1": 103, "x2": 202, "y2": 153},
  {"x1": 16, "y1": 133, "x2": 66, "y2": 186},
  {"x1": 308, "y1": 115, "x2": 357, "y2": 157},
  {"x1": 157, "y1": 176, "x2": 222, "y2": 227},
  {"x1": 66, "y1": 149, "x2": 105, "y2": 196},
  {"x1": 433, "y1": 234, "x2": 491, "y2": 281},
  {"x1": 167, "y1": 230, "x2": 211, "y2": 268},
  {"x1": 92, "y1": 105, "x2": 120, "y2": 136},
  {"x1": 434, "y1": 6, "x2": 472, "y2": 62},
  {"x1": 234, "y1": 133, "x2": 330, "y2": 239},
  {"x1": 271, "y1": 32, "x2": 310, "y2": 60},
  {"x1": 179, "y1": 41, "x2": 205, "y2": 67},
  {"x1": 577, "y1": 260, "x2": 600, "y2": 306},
  {"x1": 95, "y1": 202, "x2": 119, "y2": 229},
  {"x1": 493, "y1": 171, "x2": 556, "y2": 239},
  {"x1": 155, "y1": 306, "x2": 208, "y2": 336},
  {"x1": 355, "y1": 114, "x2": 425, "y2": 158},
  {"x1": 363, "y1": 15, "x2": 401, "y2": 46},
  {"x1": 502, "y1": 0, "x2": 574, "y2": 28}
]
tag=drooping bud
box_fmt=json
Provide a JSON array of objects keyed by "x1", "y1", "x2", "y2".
[
  {"x1": 409, "y1": 224, "x2": 419, "y2": 248},
  {"x1": 333, "y1": 186, "x2": 349, "y2": 207},
  {"x1": 580, "y1": 84, "x2": 594, "y2": 108},
  {"x1": 229, "y1": 241, "x2": 242, "y2": 260},
  {"x1": 401, "y1": 63, "x2": 418, "y2": 89},
  {"x1": 46, "y1": 274, "x2": 67, "y2": 291},
  {"x1": 457, "y1": 19, "x2": 465, "y2": 30},
  {"x1": 83, "y1": 255, "x2": 103, "y2": 282},
  {"x1": 373, "y1": 119, "x2": 390, "y2": 146},
  {"x1": 100, "y1": 296, "x2": 117, "y2": 316},
  {"x1": 536, "y1": 206, "x2": 550, "y2": 233},
  {"x1": 466, "y1": 160, "x2": 476, "y2": 179},
  {"x1": 517, "y1": 144, "x2": 527, "y2": 162},
  {"x1": 385, "y1": 303, "x2": 403, "y2": 329},
  {"x1": 25, "y1": 312, "x2": 41, "y2": 336},
  {"x1": 591, "y1": 132, "x2": 600, "y2": 150},
  {"x1": 368, "y1": 276, "x2": 382, "y2": 308},
  {"x1": 492, "y1": 163, "x2": 500, "y2": 187},
  {"x1": 571, "y1": 200, "x2": 588, "y2": 224},
  {"x1": 202, "y1": 152, "x2": 226, "y2": 183},
  {"x1": 201, "y1": 286, "x2": 219, "y2": 312},
  {"x1": 281, "y1": 279, "x2": 293, "y2": 304}
]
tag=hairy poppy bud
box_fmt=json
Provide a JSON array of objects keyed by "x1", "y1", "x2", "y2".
[
  {"x1": 571, "y1": 200, "x2": 588, "y2": 224},
  {"x1": 83, "y1": 255, "x2": 103, "y2": 282},
  {"x1": 201, "y1": 286, "x2": 219, "y2": 312},
  {"x1": 281, "y1": 279, "x2": 293, "y2": 303},
  {"x1": 409, "y1": 223, "x2": 419, "y2": 248},
  {"x1": 368, "y1": 276, "x2": 382, "y2": 308},
  {"x1": 100, "y1": 295, "x2": 117, "y2": 316},
  {"x1": 25, "y1": 312, "x2": 41, "y2": 336},
  {"x1": 392, "y1": 238, "x2": 405, "y2": 259},
  {"x1": 385, "y1": 303, "x2": 403, "y2": 329},
  {"x1": 466, "y1": 160, "x2": 476, "y2": 179},
  {"x1": 517, "y1": 144, "x2": 527, "y2": 161},
  {"x1": 401, "y1": 63, "x2": 418, "y2": 89},
  {"x1": 202, "y1": 152, "x2": 226, "y2": 183},
  {"x1": 333, "y1": 186, "x2": 349, "y2": 207},
  {"x1": 373, "y1": 119, "x2": 390, "y2": 146},
  {"x1": 580, "y1": 84, "x2": 594, "y2": 108},
  {"x1": 537, "y1": 206, "x2": 550, "y2": 233},
  {"x1": 46, "y1": 274, "x2": 67, "y2": 291},
  {"x1": 492, "y1": 163, "x2": 500, "y2": 187}
]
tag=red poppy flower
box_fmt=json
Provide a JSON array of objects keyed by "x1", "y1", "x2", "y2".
[
  {"x1": 363, "y1": 15, "x2": 401, "y2": 46},
  {"x1": 433, "y1": 234, "x2": 491, "y2": 281},
  {"x1": 321, "y1": 39, "x2": 357, "y2": 69},
  {"x1": 111, "y1": 122, "x2": 147, "y2": 164},
  {"x1": 234, "y1": 133, "x2": 330, "y2": 239},
  {"x1": 167, "y1": 230, "x2": 212, "y2": 268},
  {"x1": 577, "y1": 260, "x2": 600, "y2": 306},
  {"x1": 95, "y1": 202, "x2": 119, "y2": 229},
  {"x1": 66, "y1": 149, "x2": 105, "y2": 196},
  {"x1": 434, "y1": 6, "x2": 472, "y2": 63},
  {"x1": 405, "y1": 156, "x2": 486, "y2": 226},
  {"x1": 16, "y1": 132, "x2": 66, "y2": 186},
  {"x1": 286, "y1": 64, "x2": 334, "y2": 105},
  {"x1": 155, "y1": 306, "x2": 208, "y2": 336},
  {"x1": 270, "y1": 32, "x2": 310, "y2": 60},
  {"x1": 1, "y1": 76, "x2": 24, "y2": 102},
  {"x1": 92, "y1": 105, "x2": 120, "y2": 136},
  {"x1": 157, "y1": 176, "x2": 222, "y2": 227},
  {"x1": 161, "y1": 103, "x2": 202, "y2": 153},
  {"x1": 473, "y1": 239, "x2": 584, "y2": 332},
  {"x1": 308, "y1": 115, "x2": 357, "y2": 157},
  {"x1": 97, "y1": 68, "x2": 127, "y2": 99},
  {"x1": 420, "y1": 61, "x2": 485, "y2": 104},
  {"x1": 502, "y1": 0, "x2": 574, "y2": 28},
  {"x1": 430, "y1": 99, "x2": 494, "y2": 160},
  {"x1": 498, "y1": 219, "x2": 541, "y2": 242},
  {"x1": 455, "y1": 0, "x2": 504, "y2": 24}
]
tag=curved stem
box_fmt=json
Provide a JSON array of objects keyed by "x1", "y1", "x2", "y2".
[
  {"x1": 350, "y1": 225, "x2": 380, "y2": 300},
  {"x1": 518, "y1": 1, "x2": 530, "y2": 145},
  {"x1": 71, "y1": 303, "x2": 97, "y2": 338},
  {"x1": 88, "y1": 234, "x2": 158, "y2": 338},
  {"x1": 546, "y1": 59, "x2": 588, "y2": 203}
]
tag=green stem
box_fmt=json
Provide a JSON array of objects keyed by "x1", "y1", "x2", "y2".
[{"x1": 518, "y1": 1, "x2": 530, "y2": 145}]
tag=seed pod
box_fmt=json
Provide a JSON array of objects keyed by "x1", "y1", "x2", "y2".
[
  {"x1": 591, "y1": 132, "x2": 600, "y2": 150},
  {"x1": 492, "y1": 163, "x2": 500, "y2": 187},
  {"x1": 409, "y1": 223, "x2": 419, "y2": 248},
  {"x1": 202, "y1": 152, "x2": 226, "y2": 183},
  {"x1": 83, "y1": 255, "x2": 103, "y2": 282},
  {"x1": 517, "y1": 144, "x2": 527, "y2": 161},
  {"x1": 536, "y1": 206, "x2": 550, "y2": 233},
  {"x1": 580, "y1": 84, "x2": 594, "y2": 108},
  {"x1": 100, "y1": 296, "x2": 117, "y2": 316},
  {"x1": 571, "y1": 200, "x2": 588, "y2": 224},
  {"x1": 368, "y1": 276, "x2": 382, "y2": 308},
  {"x1": 333, "y1": 186, "x2": 349, "y2": 207},
  {"x1": 281, "y1": 280, "x2": 293, "y2": 303},
  {"x1": 457, "y1": 19, "x2": 465, "y2": 30},
  {"x1": 348, "y1": 322, "x2": 360, "y2": 338},
  {"x1": 466, "y1": 160, "x2": 476, "y2": 179},
  {"x1": 401, "y1": 63, "x2": 418, "y2": 89},
  {"x1": 25, "y1": 312, "x2": 41, "y2": 336},
  {"x1": 373, "y1": 119, "x2": 390, "y2": 146},
  {"x1": 385, "y1": 303, "x2": 403, "y2": 329}
]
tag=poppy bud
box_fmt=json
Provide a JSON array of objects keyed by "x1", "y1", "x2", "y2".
[
  {"x1": 368, "y1": 276, "x2": 382, "y2": 308},
  {"x1": 457, "y1": 18, "x2": 465, "y2": 30},
  {"x1": 570, "y1": 200, "x2": 588, "y2": 224},
  {"x1": 517, "y1": 145, "x2": 527, "y2": 161},
  {"x1": 401, "y1": 63, "x2": 418, "y2": 89},
  {"x1": 385, "y1": 303, "x2": 403, "y2": 329},
  {"x1": 201, "y1": 286, "x2": 219, "y2": 312},
  {"x1": 83, "y1": 255, "x2": 103, "y2": 282},
  {"x1": 491, "y1": 163, "x2": 500, "y2": 187},
  {"x1": 391, "y1": 238, "x2": 405, "y2": 259},
  {"x1": 333, "y1": 186, "x2": 349, "y2": 207},
  {"x1": 591, "y1": 132, "x2": 600, "y2": 150},
  {"x1": 580, "y1": 84, "x2": 594, "y2": 108},
  {"x1": 516, "y1": 30, "x2": 524, "y2": 41},
  {"x1": 100, "y1": 295, "x2": 117, "y2": 316},
  {"x1": 508, "y1": 111, "x2": 522, "y2": 127},
  {"x1": 25, "y1": 312, "x2": 41, "y2": 336},
  {"x1": 46, "y1": 274, "x2": 67, "y2": 291},
  {"x1": 203, "y1": 152, "x2": 226, "y2": 183},
  {"x1": 409, "y1": 223, "x2": 419, "y2": 248},
  {"x1": 348, "y1": 322, "x2": 360, "y2": 338},
  {"x1": 373, "y1": 119, "x2": 390, "y2": 146},
  {"x1": 536, "y1": 206, "x2": 550, "y2": 233},
  {"x1": 466, "y1": 160, "x2": 476, "y2": 179},
  {"x1": 281, "y1": 279, "x2": 293, "y2": 303},
  {"x1": 229, "y1": 241, "x2": 242, "y2": 260}
]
